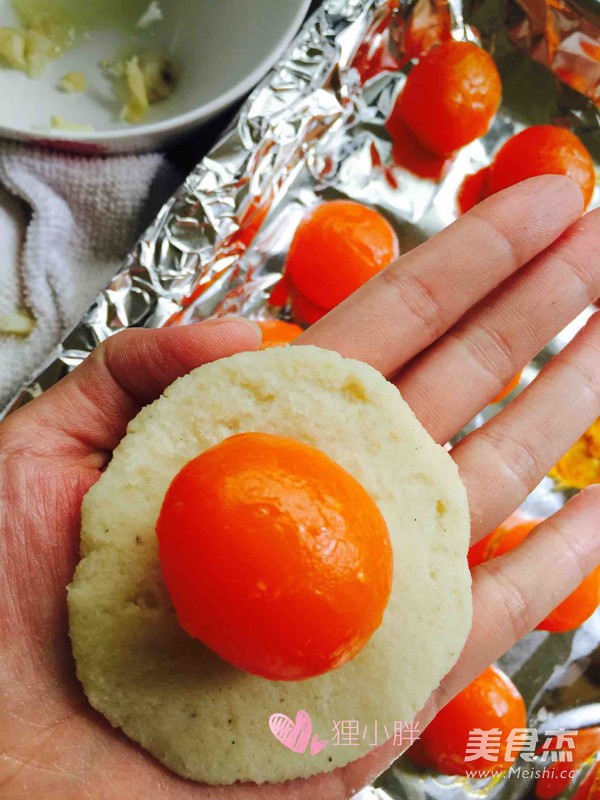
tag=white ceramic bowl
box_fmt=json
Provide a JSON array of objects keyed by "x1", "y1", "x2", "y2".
[{"x1": 0, "y1": 0, "x2": 311, "y2": 153}]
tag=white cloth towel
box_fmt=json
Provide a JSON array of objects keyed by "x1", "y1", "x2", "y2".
[{"x1": 0, "y1": 142, "x2": 179, "y2": 408}]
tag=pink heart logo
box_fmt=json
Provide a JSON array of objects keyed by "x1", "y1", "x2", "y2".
[
  {"x1": 310, "y1": 733, "x2": 328, "y2": 755},
  {"x1": 269, "y1": 710, "x2": 312, "y2": 754}
]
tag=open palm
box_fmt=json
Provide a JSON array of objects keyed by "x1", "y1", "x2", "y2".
[{"x1": 1, "y1": 175, "x2": 599, "y2": 800}]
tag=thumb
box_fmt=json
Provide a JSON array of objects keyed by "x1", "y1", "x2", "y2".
[{"x1": 1, "y1": 319, "x2": 262, "y2": 464}]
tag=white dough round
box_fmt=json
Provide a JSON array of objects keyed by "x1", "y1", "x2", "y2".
[{"x1": 68, "y1": 345, "x2": 472, "y2": 785}]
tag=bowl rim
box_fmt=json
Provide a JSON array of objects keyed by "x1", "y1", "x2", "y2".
[{"x1": 0, "y1": 0, "x2": 311, "y2": 145}]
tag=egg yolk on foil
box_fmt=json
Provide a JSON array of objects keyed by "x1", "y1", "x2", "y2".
[
  {"x1": 408, "y1": 665, "x2": 527, "y2": 776},
  {"x1": 257, "y1": 319, "x2": 303, "y2": 349},
  {"x1": 156, "y1": 432, "x2": 393, "y2": 681},
  {"x1": 549, "y1": 418, "x2": 600, "y2": 490},
  {"x1": 459, "y1": 126, "x2": 596, "y2": 212},
  {"x1": 535, "y1": 726, "x2": 600, "y2": 800},
  {"x1": 487, "y1": 125, "x2": 596, "y2": 209},
  {"x1": 282, "y1": 200, "x2": 399, "y2": 323},
  {"x1": 490, "y1": 371, "x2": 522, "y2": 404},
  {"x1": 395, "y1": 40, "x2": 501, "y2": 157},
  {"x1": 468, "y1": 517, "x2": 600, "y2": 633},
  {"x1": 572, "y1": 761, "x2": 600, "y2": 800}
]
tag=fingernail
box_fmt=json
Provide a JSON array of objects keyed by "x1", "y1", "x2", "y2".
[{"x1": 201, "y1": 316, "x2": 263, "y2": 346}]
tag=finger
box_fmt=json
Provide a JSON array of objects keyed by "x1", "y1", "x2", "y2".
[
  {"x1": 308, "y1": 487, "x2": 600, "y2": 800},
  {"x1": 1, "y1": 319, "x2": 262, "y2": 463},
  {"x1": 396, "y1": 208, "x2": 600, "y2": 443},
  {"x1": 433, "y1": 486, "x2": 600, "y2": 710},
  {"x1": 453, "y1": 311, "x2": 600, "y2": 541},
  {"x1": 297, "y1": 176, "x2": 583, "y2": 376}
]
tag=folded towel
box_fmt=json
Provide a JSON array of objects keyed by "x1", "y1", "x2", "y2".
[{"x1": 0, "y1": 141, "x2": 180, "y2": 407}]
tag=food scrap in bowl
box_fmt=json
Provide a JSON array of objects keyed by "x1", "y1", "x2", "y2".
[
  {"x1": 0, "y1": 0, "x2": 178, "y2": 125},
  {"x1": 0, "y1": 17, "x2": 74, "y2": 77},
  {"x1": 102, "y1": 51, "x2": 179, "y2": 124},
  {"x1": 57, "y1": 70, "x2": 86, "y2": 92},
  {"x1": 50, "y1": 114, "x2": 93, "y2": 131}
]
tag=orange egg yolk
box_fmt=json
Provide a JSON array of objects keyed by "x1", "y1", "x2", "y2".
[
  {"x1": 409, "y1": 665, "x2": 526, "y2": 776},
  {"x1": 549, "y1": 418, "x2": 600, "y2": 491},
  {"x1": 156, "y1": 432, "x2": 393, "y2": 681},
  {"x1": 257, "y1": 319, "x2": 303, "y2": 349},
  {"x1": 284, "y1": 200, "x2": 399, "y2": 312}
]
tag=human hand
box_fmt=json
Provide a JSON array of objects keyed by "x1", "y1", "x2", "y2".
[{"x1": 1, "y1": 175, "x2": 599, "y2": 799}]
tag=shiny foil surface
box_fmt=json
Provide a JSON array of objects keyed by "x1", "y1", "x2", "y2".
[{"x1": 4, "y1": 0, "x2": 599, "y2": 797}]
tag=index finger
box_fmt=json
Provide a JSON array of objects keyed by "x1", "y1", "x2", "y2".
[{"x1": 297, "y1": 175, "x2": 583, "y2": 376}]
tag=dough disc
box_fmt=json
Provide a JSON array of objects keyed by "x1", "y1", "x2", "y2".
[{"x1": 68, "y1": 345, "x2": 472, "y2": 784}]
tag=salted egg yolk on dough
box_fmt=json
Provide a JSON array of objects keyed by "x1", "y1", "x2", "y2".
[{"x1": 157, "y1": 432, "x2": 393, "y2": 681}]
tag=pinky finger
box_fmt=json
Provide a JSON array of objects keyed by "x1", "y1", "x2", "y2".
[{"x1": 433, "y1": 486, "x2": 600, "y2": 709}]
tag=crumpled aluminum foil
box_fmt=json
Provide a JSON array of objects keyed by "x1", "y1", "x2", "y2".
[
  {"x1": 3, "y1": 0, "x2": 599, "y2": 797},
  {"x1": 507, "y1": 0, "x2": 600, "y2": 106}
]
